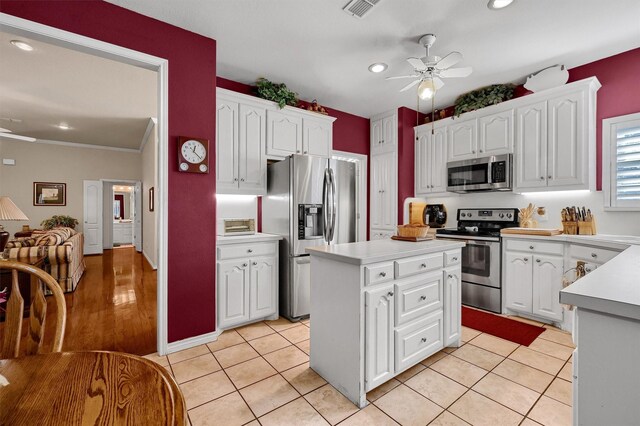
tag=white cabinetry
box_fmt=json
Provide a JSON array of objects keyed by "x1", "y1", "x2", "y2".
[
  {"x1": 371, "y1": 112, "x2": 397, "y2": 155},
  {"x1": 479, "y1": 110, "x2": 514, "y2": 156},
  {"x1": 365, "y1": 285, "x2": 395, "y2": 389},
  {"x1": 370, "y1": 111, "x2": 398, "y2": 239},
  {"x1": 415, "y1": 125, "x2": 448, "y2": 196},
  {"x1": 532, "y1": 254, "x2": 564, "y2": 321},
  {"x1": 302, "y1": 118, "x2": 332, "y2": 157},
  {"x1": 448, "y1": 118, "x2": 477, "y2": 161},
  {"x1": 217, "y1": 239, "x2": 278, "y2": 329},
  {"x1": 113, "y1": 222, "x2": 133, "y2": 244},
  {"x1": 266, "y1": 110, "x2": 302, "y2": 157},
  {"x1": 515, "y1": 101, "x2": 547, "y2": 189},
  {"x1": 443, "y1": 266, "x2": 462, "y2": 346}
]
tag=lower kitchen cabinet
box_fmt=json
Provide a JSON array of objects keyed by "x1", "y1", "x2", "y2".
[
  {"x1": 532, "y1": 254, "x2": 564, "y2": 321},
  {"x1": 365, "y1": 285, "x2": 395, "y2": 390},
  {"x1": 443, "y1": 267, "x2": 462, "y2": 346},
  {"x1": 217, "y1": 238, "x2": 279, "y2": 329}
]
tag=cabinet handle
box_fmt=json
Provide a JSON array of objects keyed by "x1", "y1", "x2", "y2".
[
  {"x1": 234, "y1": 178, "x2": 238, "y2": 182},
  {"x1": 387, "y1": 291, "x2": 394, "y2": 297},
  {"x1": 421, "y1": 337, "x2": 427, "y2": 343},
  {"x1": 240, "y1": 178, "x2": 245, "y2": 182},
  {"x1": 242, "y1": 263, "x2": 248, "y2": 267},
  {"x1": 381, "y1": 139, "x2": 385, "y2": 144},
  {"x1": 420, "y1": 263, "x2": 427, "y2": 268},
  {"x1": 479, "y1": 149, "x2": 483, "y2": 153},
  {"x1": 248, "y1": 249, "x2": 253, "y2": 253},
  {"x1": 529, "y1": 246, "x2": 534, "y2": 250},
  {"x1": 472, "y1": 150, "x2": 476, "y2": 154},
  {"x1": 548, "y1": 175, "x2": 552, "y2": 179},
  {"x1": 253, "y1": 261, "x2": 257, "y2": 266},
  {"x1": 379, "y1": 272, "x2": 386, "y2": 277},
  {"x1": 420, "y1": 295, "x2": 427, "y2": 301},
  {"x1": 452, "y1": 257, "x2": 458, "y2": 261},
  {"x1": 524, "y1": 258, "x2": 529, "y2": 262},
  {"x1": 448, "y1": 274, "x2": 453, "y2": 279},
  {"x1": 536, "y1": 259, "x2": 541, "y2": 263},
  {"x1": 591, "y1": 253, "x2": 597, "y2": 258},
  {"x1": 304, "y1": 151, "x2": 308, "y2": 154},
  {"x1": 540, "y1": 176, "x2": 544, "y2": 180},
  {"x1": 296, "y1": 150, "x2": 301, "y2": 153}
]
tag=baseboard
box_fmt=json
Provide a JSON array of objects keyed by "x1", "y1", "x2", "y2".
[
  {"x1": 142, "y1": 249, "x2": 157, "y2": 270},
  {"x1": 164, "y1": 330, "x2": 221, "y2": 355}
]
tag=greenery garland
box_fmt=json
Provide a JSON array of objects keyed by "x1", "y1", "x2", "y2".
[
  {"x1": 256, "y1": 78, "x2": 299, "y2": 109},
  {"x1": 454, "y1": 84, "x2": 516, "y2": 117},
  {"x1": 41, "y1": 215, "x2": 79, "y2": 230}
]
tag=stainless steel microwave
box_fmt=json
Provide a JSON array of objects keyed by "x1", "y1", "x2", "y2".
[{"x1": 446, "y1": 154, "x2": 512, "y2": 193}]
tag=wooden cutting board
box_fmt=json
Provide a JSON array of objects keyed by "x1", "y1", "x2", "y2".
[
  {"x1": 391, "y1": 235, "x2": 435, "y2": 242},
  {"x1": 501, "y1": 228, "x2": 562, "y2": 236}
]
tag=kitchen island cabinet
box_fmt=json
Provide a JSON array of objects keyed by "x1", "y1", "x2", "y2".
[{"x1": 307, "y1": 239, "x2": 464, "y2": 407}]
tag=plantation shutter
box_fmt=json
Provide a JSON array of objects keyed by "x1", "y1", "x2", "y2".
[{"x1": 615, "y1": 124, "x2": 640, "y2": 201}]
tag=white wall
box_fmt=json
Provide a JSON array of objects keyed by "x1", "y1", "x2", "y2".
[
  {"x1": 141, "y1": 124, "x2": 157, "y2": 268},
  {"x1": 216, "y1": 195, "x2": 258, "y2": 233},
  {"x1": 0, "y1": 140, "x2": 141, "y2": 235},
  {"x1": 417, "y1": 190, "x2": 640, "y2": 236}
]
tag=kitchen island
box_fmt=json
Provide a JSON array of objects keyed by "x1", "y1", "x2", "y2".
[{"x1": 307, "y1": 239, "x2": 464, "y2": 407}]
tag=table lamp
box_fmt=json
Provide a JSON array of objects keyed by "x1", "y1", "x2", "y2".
[{"x1": 0, "y1": 196, "x2": 29, "y2": 255}]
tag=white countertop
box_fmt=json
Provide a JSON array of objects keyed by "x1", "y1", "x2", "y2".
[
  {"x1": 306, "y1": 239, "x2": 465, "y2": 265},
  {"x1": 561, "y1": 245, "x2": 640, "y2": 321},
  {"x1": 500, "y1": 233, "x2": 640, "y2": 251},
  {"x1": 216, "y1": 233, "x2": 282, "y2": 245}
]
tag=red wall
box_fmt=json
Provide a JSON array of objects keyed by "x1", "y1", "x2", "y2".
[
  {"x1": 397, "y1": 107, "x2": 426, "y2": 223},
  {"x1": 568, "y1": 48, "x2": 640, "y2": 190},
  {"x1": 1, "y1": 0, "x2": 218, "y2": 343}
]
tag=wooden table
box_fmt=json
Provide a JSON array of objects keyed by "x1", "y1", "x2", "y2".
[{"x1": 0, "y1": 351, "x2": 186, "y2": 425}]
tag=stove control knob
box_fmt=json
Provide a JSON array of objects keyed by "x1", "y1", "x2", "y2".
[
  {"x1": 461, "y1": 213, "x2": 466, "y2": 218},
  {"x1": 467, "y1": 213, "x2": 472, "y2": 218},
  {"x1": 499, "y1": 213, "x2": 505, "y2": 218},
  {"x1": 507, "y1": 213, "x2": 513, "y2": 218}
]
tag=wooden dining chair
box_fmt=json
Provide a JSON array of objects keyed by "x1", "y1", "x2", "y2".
[{"x1": 0, "y1": 260, "x2": 66, "y2": 359}]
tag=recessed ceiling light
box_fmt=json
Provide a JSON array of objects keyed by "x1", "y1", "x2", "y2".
[
  {"x1": 57, "y1": 122, "x2": 71, "y2": 130},
  {"x1": 10, "y1": 40, "x2": 34, "y2": 51},
  {"x1": 487, "y1": 0, "x2": 514, "y2": 9},
  {"x1": 368, "y1": 63, "x2": 388, "y2": 73}
]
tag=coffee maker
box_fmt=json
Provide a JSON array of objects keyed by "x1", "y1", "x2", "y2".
[{"x1": 424, "y1": 204, "x2": 447, "y2": 228}]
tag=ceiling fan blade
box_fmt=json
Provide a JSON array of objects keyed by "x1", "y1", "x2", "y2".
[
  {"x1": 407, "y1": 57, "x2": 427, "y2": 71},
  {"x1": 385, "y1": 75, "x2": 419, "y2": 80},
  {"x1": 0, "y1": 132, "x2": 36, "y2": 142},
  {"x1": 399, "y1": 79, "x2": 420, "y2": 92},
  {"x1": 435, "y1": 51, "x2": 463, "y2": 69},
  {"x1": 433, "y1": 77, "x2": 445, "y2": 90},
  {"x1": 439, "y1": 67, "x2": 473, "y2": 78}
]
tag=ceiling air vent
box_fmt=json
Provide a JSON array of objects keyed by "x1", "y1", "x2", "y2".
[{"x1": 343, "y1": 0, "x2": 382, "y2": 18}]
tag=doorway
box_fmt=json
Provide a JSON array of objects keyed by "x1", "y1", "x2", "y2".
[{"x1": 332, "y1": 150, "x2": 368, "y2": 242}]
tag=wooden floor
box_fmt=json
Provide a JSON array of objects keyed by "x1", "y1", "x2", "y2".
[{"x1": 2, "y1": 247, "x2": 157, "y2": 356}]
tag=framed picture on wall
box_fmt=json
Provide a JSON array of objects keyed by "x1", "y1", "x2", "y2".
[
  {"x1": 33, "y1": 182, "x2": 66, "y2": 206},
  {"x1": 149, "y1": 187, "x2": 155, "y2": 212}
]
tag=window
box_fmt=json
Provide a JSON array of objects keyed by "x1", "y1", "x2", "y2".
[{"x1": 603, "y1": 112, "x2": 640, "y2": 210}]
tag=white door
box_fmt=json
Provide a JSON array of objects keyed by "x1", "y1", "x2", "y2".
[
  {"x1": 365, "y1": 285, "x2": 395, "y2": 391},
  {"x1": 216, "y1": 98, "x2": 239, "y2": 192},
  {"x1": 217, "y1": 259, "x2": 250, "y2": 328},
  {"x1": 431, "y1": 126, "x2": 448, "y2": 193},
  {"x1": 303, "y1": 119, "x2": 332, "y2": 157},
  {"x1": 548, "y1": 91, "x2": 584, "y2": 188},
  {"x1": 414, "y1": 128, "x2": 431, "y2": 195},
  {"x1": 479, "y1": 110, "x2": 514, "y2": 156},
  {"x1": 83, "y1": 180, "x2": 103, "y2": 255},
  {"x1": 370, "y1": 118, "x2": 383, "y2": 153},
  {"x1": 380, "y1": 114, "x2": 397, "y2": 153},
  {"x1": 134, "y1": 181, "x2": 142, "y2": 252},
  {"x1": 238, "y1": 103, "x2": 266, "y2": 193},
  {"x1": 444, "y1": 268, "x2": 461, "y2": 346},
  {"x1": 504, "y1": 252, "x2": 533, "y2": 313},
  {"x1": 448, "y1": 118, "x2": 477, "y2": 161},
  {"x1": 532, "y1": 254, "x2": 564, "y2": 321},
  {"x1": 266, "y1": 110, "x2": 302, "y2": 157},
  {"x1": 249, "y1": 256, "x2": 277, "y2": 319},
  {"x1": 370, "y1": 155, "x2": 383, "y2": 229},
  {"x1": 515, "y1": 101, "x2": 548, "y2": 190}
]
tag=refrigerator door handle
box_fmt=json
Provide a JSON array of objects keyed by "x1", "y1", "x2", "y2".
[
  {"x1": 329, "y1": 167, "x2": 337, "y2": 242},
  {"x1": 323, "y1": 168, "x2": 330, "y2": 243}
]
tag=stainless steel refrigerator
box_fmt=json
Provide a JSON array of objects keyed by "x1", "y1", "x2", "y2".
[{"x1": 263, "y1": 154, "x2": 356, "y2": 321}]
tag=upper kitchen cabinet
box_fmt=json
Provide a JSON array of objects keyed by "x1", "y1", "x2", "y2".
[
  {"x1": 266, "y1": 110, "x2": 302, "y2": 157},
  {"x1": 479, "y1": 110, "x2": 514, "y2": 156},
  {"x1": 371, "y1": 152, "x2": 397, "y2": 231},
  {"x1": 371, "y1": 111, "x2": 397, "y2": 155},
  {"x1": 302, "y1": 117, "x2": 332, "y2": 157},
  {"x1": 448, "y1": 118, "x2": 477, "y2": 161},
  {"x1": 514, "y1": 78, "x2": 599, "y2": 192},
  {"x1": 266, "y1": 107, "x2": 335, "y2": 160},
  {"x1": 415, "y1": 124, "x2": 448, "y2": 196}
]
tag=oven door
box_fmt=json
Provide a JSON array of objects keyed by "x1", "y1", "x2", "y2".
[
  {"x1": 446, "y1": 159, "x2": 491, "y2": 192},
  {"x1": 460, "y1": 239, "x2": 501, "y2": 288}
]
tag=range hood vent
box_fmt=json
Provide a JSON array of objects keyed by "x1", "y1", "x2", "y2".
[{"x1": 343, "y1": 0, "x2": 382, "y2": 18}]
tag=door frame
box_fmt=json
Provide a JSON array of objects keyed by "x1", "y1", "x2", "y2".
[
  {"x1": 101, "y1": 179, "x2": 142, "y2": 250},
  {"x1": 332, "y1": 150, "x2": 368, "y2": 242},
  {"x1": 0, "y1": 13, "x2": 170, "y2": 355}
]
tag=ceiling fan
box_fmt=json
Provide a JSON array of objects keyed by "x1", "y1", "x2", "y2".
[
  {"x1": 387, "y1": 34, "x2": 473, "y2": 100},
  {"x1": 0, "y1": 118, "x2": 36, "y2": 142}
]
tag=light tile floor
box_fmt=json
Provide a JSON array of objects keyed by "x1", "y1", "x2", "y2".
[{"x1": 145, "y1": 316, "x2": 574, "y2": 426}]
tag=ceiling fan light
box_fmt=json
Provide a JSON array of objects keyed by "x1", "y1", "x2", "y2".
[
  {"x1": 10, "y1": 40, "x2": 34, "y2": 51},
  {"x1": 487, "y1": 0, "x2": 514, "y2": 10},
  {"x1": 418, "y1": 79, "x2": 436, "y2": 100},
  {"x1": 368, "y1": 63, "x2": 388, "y2": 73}
]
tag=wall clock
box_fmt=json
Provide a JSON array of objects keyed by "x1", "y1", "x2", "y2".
[{"x1": 178, "y1": 137, "x2": 209, "y2": 173}]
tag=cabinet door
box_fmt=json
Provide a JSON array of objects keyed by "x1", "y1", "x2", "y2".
[
  {"x1": 217, "y1": 259, "x2": 250, "y2": 328},
  {"x1": 216, "y1": 98, "x2": 239, "y2": 192},
  {"x1": 249, "y1": 256, "x2": 277, "y2": 319},
  {"x1": 414, "y1": 128, "x2": 431, "y2": 195},
  {"x1": 532, "y1": 254, "x2": 564, "y2": 321},
  {"x1": 238, "y1": 103, "x2": 266, "y2": 193},
  {"x1": 302, "y1": 119, "x2": 332, "y2": 157},
  {"x1": 266, "y1": 110, "x2": 302, "y2": 157},
  {"x1": 515, "y1": 101, "x2": 547, "y2": 190},
  {"x1": 444, "y1": 268, "x2": 462, "y2": 346},
  {"x1": 431, "y1": 126, "x2": 448, "y2": 193},
  {"x1": 380, "y1": 153, "x2": 397, "y2": 229},
  {"x1": 448, "y1": 118, "x2": 477, "y2": 161},
  {"x1": 370, "y1": 155, "x2": 383, "y2": 229},
  {"x1": 380, "y1": 114, "x2": 397, "y2": 153},
  {"x1": 547, "y1": 91, "x2": 584, "y2": 188},
  {"x1": 479, "y1": 110, "x2": 514, "y2": 156},
  {"x1": 365, "y1": 285, "x2": 395, "y2": 391},
  {"x1": 370, "y1": 119, "x2": 383, "y2": 153},
  {"x1": 504, "y1": 252, "x2": 533, "y2": 313}
]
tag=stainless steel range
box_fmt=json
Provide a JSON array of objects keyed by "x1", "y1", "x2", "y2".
[{"x1": 435, "y1": 208, "x2": 519, "y2": 313}]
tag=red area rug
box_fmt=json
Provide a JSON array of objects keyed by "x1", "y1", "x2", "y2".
[{"x1": 462, "y1": 306, "x2": 545, "y2": 346}]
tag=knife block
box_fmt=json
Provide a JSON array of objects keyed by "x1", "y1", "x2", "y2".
[
  {"x1": 562, "y1": 221, "x2": 578, "y2": 235},
  {"x1": 578, "y1": 217, "x2": 597, "y2": 235}
]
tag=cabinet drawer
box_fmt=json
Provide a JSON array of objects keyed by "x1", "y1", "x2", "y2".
[
  {"x1": 394, "y1": 253, "x2": 443, "y2": 279},
  {"x1": 394, "y1": 272, "x2": 443, "y2": 326},
  {"x1": 217, "y1": 242, "x2": 276, "y2": 260},
  {"x1": 394, "y1": 311, "x2": 443, "y2": 372},
  {"x1": 365, "y1": 262, "x2": 394, "y2": 287},
  {"x1": 505, "y1": 239, "x2": 563, "y2": 255},
  {"x1": 569, "y1": 245, "x2": 620, "y2": 264},
  {"x1": 444, "y1": 250, "x2": 461, "y2": 266}
]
